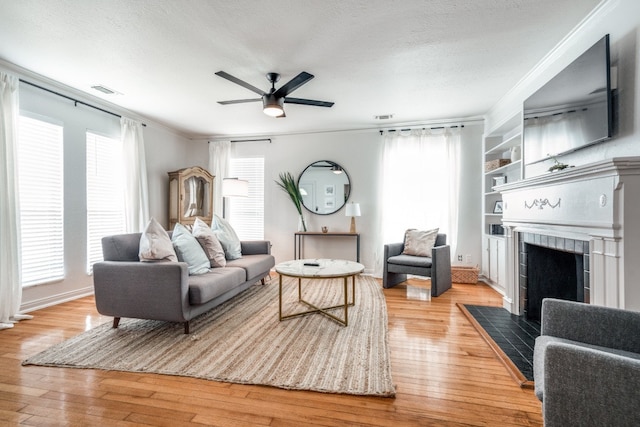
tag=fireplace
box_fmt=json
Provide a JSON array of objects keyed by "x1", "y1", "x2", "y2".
[
  {"x1": 496, "y1": 158, "x2": 640, "y2": 314},
  {"x1": 518, "y1": 233, "x2": 590, "y2": 321}
]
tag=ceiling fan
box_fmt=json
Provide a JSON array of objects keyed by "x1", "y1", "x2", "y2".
[{"x1": 215, "y1": 71, "x2": 334, "y2": 118}]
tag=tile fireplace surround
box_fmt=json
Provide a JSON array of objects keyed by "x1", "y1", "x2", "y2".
[{"x1": 496, "y1": 157, "x2": 640, "y2": 315}]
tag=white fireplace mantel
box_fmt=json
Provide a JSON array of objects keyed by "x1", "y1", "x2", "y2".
[{"x1": 496, "y1": 157, "x2": 640, "y2": 314}]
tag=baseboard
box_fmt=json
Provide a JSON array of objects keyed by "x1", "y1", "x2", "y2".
[{"x1": 21, "y1": 286, "x2": 94, "y2": 313}]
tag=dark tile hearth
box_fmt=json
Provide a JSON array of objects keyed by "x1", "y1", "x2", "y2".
[{"x1": 464, "y1": 305, "x2": 540, "y2": 381}]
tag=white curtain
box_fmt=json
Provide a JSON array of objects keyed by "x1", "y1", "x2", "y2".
[
  {"x1": 208, "y1": 140, "x2": 231, "y2": 218},
  {"x1": 0, "y1": 72, "x2": 32, "y2": 329},
  {"x1": 374, "y1": 128, "x2": 461, "y2": 276},
  {"x1": 121, "y1": 117, "x2": 150, "y2": 232}
]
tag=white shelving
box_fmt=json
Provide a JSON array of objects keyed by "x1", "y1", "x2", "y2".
[{"x1": 481, "y1": 114, "x2": 523, "y2": 292}]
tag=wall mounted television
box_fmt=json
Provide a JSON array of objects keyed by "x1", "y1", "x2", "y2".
[{"x1": 523, "y1": 34, "x2": 612, "y2": 165}]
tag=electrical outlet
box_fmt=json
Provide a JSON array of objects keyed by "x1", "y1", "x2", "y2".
[
  {"x1": 457, "y1": 255, "x2": 463, "y2": 262},
  {"x1": 465, "y1": 254, "x2": 472, "y2": 263}
]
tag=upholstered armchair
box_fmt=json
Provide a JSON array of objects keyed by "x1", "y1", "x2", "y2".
[
  {"x1": 383, "y1": 233, "x2": 452, "y2": 297},
  {"x1": 533, "y1": 298, "x2": 640, "y2": 426}
]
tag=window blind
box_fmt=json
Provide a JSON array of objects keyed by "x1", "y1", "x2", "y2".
[
  {"x1": 229, "y1": 157, "x2": 264, "y2": 240},
  {"x1": 18, "y1": 115, "x2": 65, "y2": 286},
  {"x1": 86, "y1": 131, "x2": 125, "y2": 273}
]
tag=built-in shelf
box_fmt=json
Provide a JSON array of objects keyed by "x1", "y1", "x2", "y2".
[
  {"x1": 484, "y1": 159, "x2": 521, "y2": 176},
  {"x1": 485, "y1": 128, "x2": 522, "y2": 155},
  {"x1": 482, "y1": 115, "x2": 523, "y2": 295}
]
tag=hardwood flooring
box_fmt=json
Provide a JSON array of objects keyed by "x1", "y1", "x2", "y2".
[{"x1": 0, "y1": 278, "x2": 542, "y2": 426}]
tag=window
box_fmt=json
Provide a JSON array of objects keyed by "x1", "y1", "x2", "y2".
[
  {"x1": 229, "y1": 157, "x2": 264, "y2": 240},
  {"x1": 18, "y1": 115, "x2": 64, "y2": 286},
  {"x1": 86, "y1": 131, "x2": 124, "y2": 273}
]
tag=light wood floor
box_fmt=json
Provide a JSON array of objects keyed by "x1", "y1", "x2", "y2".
[{"x1": 0, "y1": 278, "x2": 542, "y2": 426}]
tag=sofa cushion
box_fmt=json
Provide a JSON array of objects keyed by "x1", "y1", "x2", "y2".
[
  {"x1": 212, "y1": 215, "x2": 242, "y2": 260},
  {"x1": 226, "y1": 254, "x2": 275, "y2": 281},
  {"x1": 139, "y1": 218, "x2": 177, "y2": 262},
  {"x1": 534, "y1": 335, "x2": 640, "y2": 401},
  {"x1": 171, "y1": 223, "x2": 210, "y2": 275},
  {"x1": 188, "y1": 267, "x2": 246, "y2": 304},
  {"x1": 402, "y1": 228, "x2": 439, "y2": 257},
  {"x1": 192, "y1": 217, "x2": 226, "y2": 268},
  {"x1": 387, "y1": 254, "x2": 432, "y2": 268}
]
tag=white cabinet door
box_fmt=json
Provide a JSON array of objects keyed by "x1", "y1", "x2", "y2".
[
  {"x1": 485, "y1": 236, "x2": 506, "y2": 287},
  {"x1": 489, "y1": 237, "x2": 499, "y2": 283},
  {"x1": 497, "y1": 237, "x2": 506, "y2": 285}
]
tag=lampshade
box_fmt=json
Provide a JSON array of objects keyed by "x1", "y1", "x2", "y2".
[
  {"x1": 345, "y1": 202, "x2": 361, "y2": 217},
  {"x1": 262, "y1": 94, "x2": 284, "y2": 117},
  {"x1": 222, "y1": 178, "x2": 249, "y2": 197}
]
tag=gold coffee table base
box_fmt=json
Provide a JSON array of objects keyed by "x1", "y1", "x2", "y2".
[{"x1": 278, "y1": 274, "x2": 357, "y2": 326}]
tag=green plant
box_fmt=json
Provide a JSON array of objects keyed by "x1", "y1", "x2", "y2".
[
  {"x1": 548, "y1": 156, "x2": 569, "y2": 172},
  {"x1": 275, "y1": 172, "x2": 307, "y2": 231}
]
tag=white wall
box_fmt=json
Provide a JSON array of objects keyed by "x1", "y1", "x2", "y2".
[
  {"x1": 228, "y1": 124, "x2": 483, "y2": 273},
  {"x1": 13, "y1": 77, "x2": 193, "y2": 312},
  {"x1": 486, "y1": 0, "x2": 640, "y2": 172}
]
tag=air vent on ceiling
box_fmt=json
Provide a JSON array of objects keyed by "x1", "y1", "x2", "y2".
[
  {"x1": 91, "y1": 85, "x2": 122, "y2": 95},
  {"x1": 375, "y1": 114, "x2": 394, "y2": 120}
]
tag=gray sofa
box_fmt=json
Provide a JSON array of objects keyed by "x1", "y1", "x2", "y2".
[
  {"x1": 383, "y1": 233, "x2": 452, "y2": 297},
  {"x1": 93, "y1": 233, "x2": 275, "y2": 334},
  {"x1": 533, "y1": 298, "x2": 640, "y2": 426}
]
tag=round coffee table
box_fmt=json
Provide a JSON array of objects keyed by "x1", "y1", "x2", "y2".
[{"x1": 275, "y1": 259, "x2": 365, "y2": 326}]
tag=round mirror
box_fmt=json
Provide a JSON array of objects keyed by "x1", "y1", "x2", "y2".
[{"x1": 298, "y1": 160, "x2": 351, "y2": 215}]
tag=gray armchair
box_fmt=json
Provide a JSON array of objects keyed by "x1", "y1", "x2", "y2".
[
  {"x1": 534, "y1": 298, "x2": 640, "y2": 426},
  {"x1": 383, "y1": 233, "x2": 452, "y2": 297}
]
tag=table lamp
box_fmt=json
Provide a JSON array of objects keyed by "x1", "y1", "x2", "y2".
[{"x1": 345, "y1": 202, "x2": 361, "y2": 233}]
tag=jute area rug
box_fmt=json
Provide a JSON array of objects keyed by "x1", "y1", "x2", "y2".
[{"x1": 23, "y1": 275, "x2": 395, "y2": 397}]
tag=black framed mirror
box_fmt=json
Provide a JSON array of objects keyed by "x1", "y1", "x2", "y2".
[{"x1": 298, "y1": 160, "x2": 351, "y2": 215}]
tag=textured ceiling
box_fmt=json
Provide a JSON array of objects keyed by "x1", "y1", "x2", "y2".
[{"x1": 0, "y1": 0, "x2": 602, "y2": 137}]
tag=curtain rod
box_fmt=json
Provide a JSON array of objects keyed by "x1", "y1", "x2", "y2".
[
  {"x1": 209, "y1": 138, "x2": 272, "y2": 143},
  {"x1": 379, "y1": 124, "x2": 464, "y2": 135},
  {"x1": 19, "y1": 79, "x2": 146, "y2": 127}
]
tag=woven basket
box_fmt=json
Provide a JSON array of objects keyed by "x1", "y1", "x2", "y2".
[
  {"x1": 452, "y1": 266, "x2": 479, "y2": 284},
  {"x1": 484, "y1": 159, "x2": 511, "y2": 172}
]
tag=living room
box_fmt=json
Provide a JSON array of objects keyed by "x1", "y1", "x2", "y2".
[{"x1": 2, "y1": 0, "x2": 640, "y2": 425}]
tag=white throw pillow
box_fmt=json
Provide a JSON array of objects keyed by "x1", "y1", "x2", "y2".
[
  {"x1": 171, "y1": 223, "x2": 211, "y2": 275},
  {"x1": 402, "y1": 228, "x2": 439, "y2": 257},
  {"x1": 139, "y1": 218, "x2": 178, "y2": 262},
  {"x1": 192, "y1": 217, "x2": 226, "y2": 268},
  {"x1": 211, "y1": 214, "x2": 242, "y2": 260}
]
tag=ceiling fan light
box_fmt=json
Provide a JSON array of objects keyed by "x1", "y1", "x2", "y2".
[{"x1": 262, "y1": 94, "x2": 284, "y2": 117}]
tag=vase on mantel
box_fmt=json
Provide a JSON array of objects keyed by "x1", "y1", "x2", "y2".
[{"x1": 298, "y1": 214, "x2": 307, "y2": 232}]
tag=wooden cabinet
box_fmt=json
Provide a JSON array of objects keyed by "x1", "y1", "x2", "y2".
[{"x1": 168, "y1": 166, "x2": 214, "y2": 229}]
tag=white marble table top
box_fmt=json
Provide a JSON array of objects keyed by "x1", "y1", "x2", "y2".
[{"x1": 275, "y1": 259, "x2": 365, "y2": 278}]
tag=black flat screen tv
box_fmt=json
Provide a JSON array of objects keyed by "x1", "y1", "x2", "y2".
[{"x1": 523, "y1": 34, "x2": 612, "y2": 165}]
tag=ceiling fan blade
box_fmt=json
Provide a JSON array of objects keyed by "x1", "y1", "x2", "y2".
[
  {"x1": 284, "y1": 97, "x2": 334, "y2": 108},
  {"x1": 217, "y1": 98, "x2": 261, "y2": 105},
  {"x1": 215, "y1": 71, "x2": 265, "y2": 96},
  {"x1": 273, "y1": 72, "x2": 314, "y2": 98}
]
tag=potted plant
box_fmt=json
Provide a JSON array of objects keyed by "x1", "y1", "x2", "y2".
[
  {"x1": 548, "y1": 156, "x2": 570, "y2": 172},
  {"x1": 275, "y1": 172, "x2": 307, "y2": 231}
]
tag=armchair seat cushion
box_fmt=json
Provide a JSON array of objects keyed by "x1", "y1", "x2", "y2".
[{"x1": 387, "y1": 254, "x2": 433, "y2": 268}]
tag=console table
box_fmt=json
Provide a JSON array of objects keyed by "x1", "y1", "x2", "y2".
[{"x1": 294, "y1": 232, "x2": 360, "y2": 262}]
